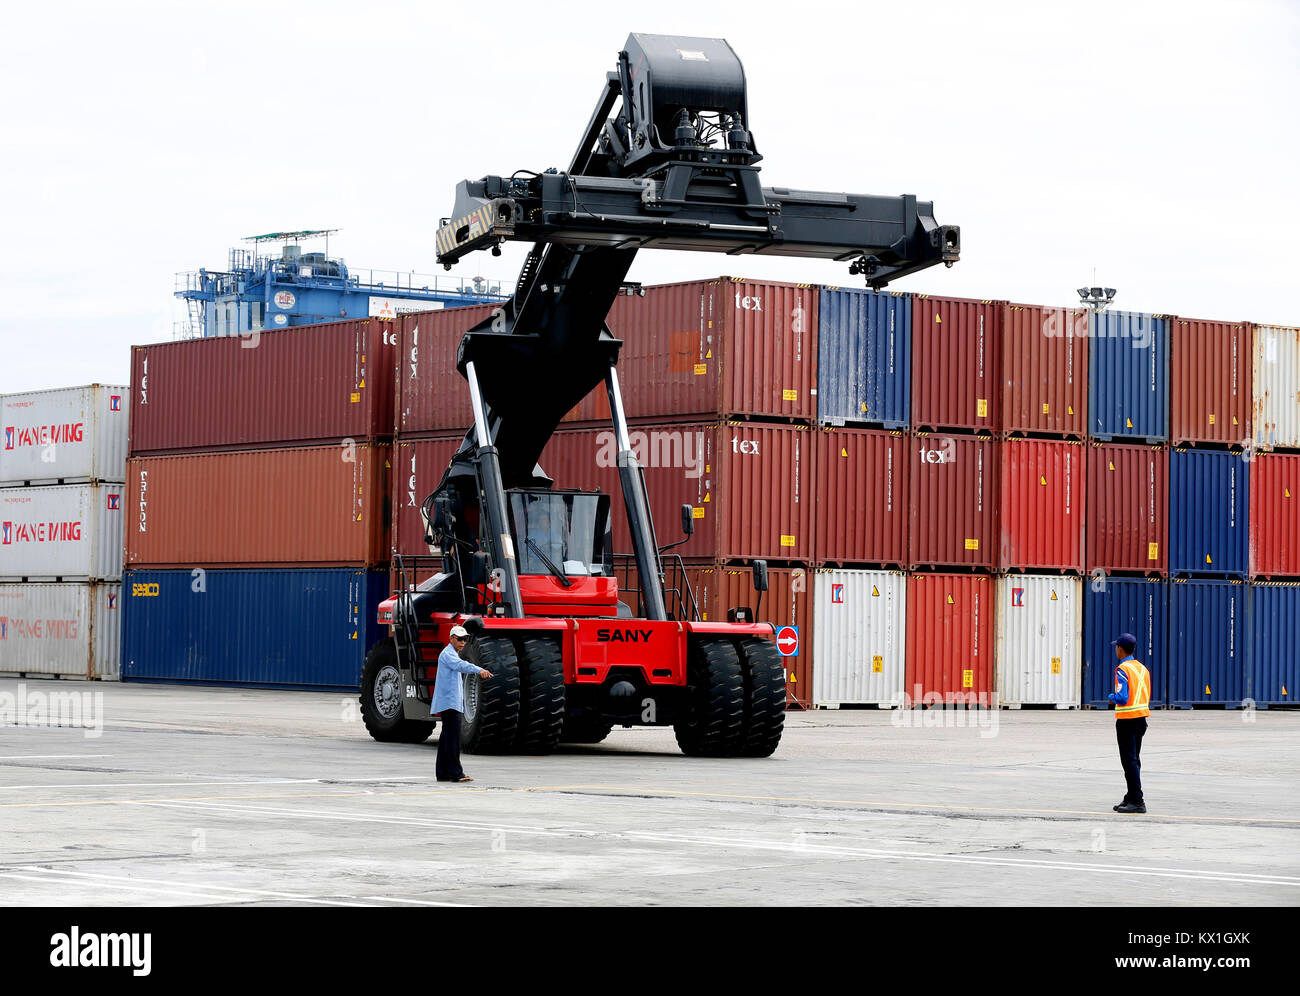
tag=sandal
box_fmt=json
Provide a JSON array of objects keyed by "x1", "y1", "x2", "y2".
[{"x1": 456, "y1": 776, "x2": 474, "y2": 783}]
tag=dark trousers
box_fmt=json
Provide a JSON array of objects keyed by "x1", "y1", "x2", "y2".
[
  {"x1": 1115, "y1": 717, "x2": 1148, "y2": 804},
  {"x1": 436, "y1": 710, "x2": 466, "y2": 781}
]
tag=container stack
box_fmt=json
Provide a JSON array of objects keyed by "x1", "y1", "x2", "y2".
[
  {"x1": 120, "y1": 320, "x2": 396, "y2": 689},
  {"x1": 0, "y1": 386, "x2": 128, "y2": 680}
]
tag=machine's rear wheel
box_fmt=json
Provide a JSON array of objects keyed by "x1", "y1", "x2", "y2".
[
  {"x1": 460, "y1": 635, "x2": 522, "y2": 754},
  {"x1": 359, "y1": 639, "x2": 434, "y2": 744},
  {"x1": 514, "y1": 636, "x2": 566, "y2": 754},
  {"x1": 736, "y1": 637, "x2": 786, "y2": 757},
  {"x1": 674, "y1": 637, "x2": 745, "y2": 757}
]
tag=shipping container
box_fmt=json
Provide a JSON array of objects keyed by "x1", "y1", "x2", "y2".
[
  {"x1": 814, "y1": 427, "x2": 907, "y2": 566},
  {"x1": 908, "y1": 433, "x2": 997, "y2": 570},
  {"x1": 124, "y1": 445, "x2": 390, "y2": 567},
  {"x1": 1085, "y1": 442, "x2": 1168, "y2": 575},
  {"x1": 816, "y1": 288, "x2": 910, "y2": 427},
  {"x1": 1082, "y1": 576, "x2": 1167, "y2": 707},
  {"x1": 0, "y1": 484, "x2": 124, "y2": 581},
  {"x1": 129, "y1": 320, "x2": 397, "y2": 454},
  {"x1": 121, "y1": 568, "x2": 387, "y2": 689},
  {"x1": 812, "y1": 568, "x2": 905, "y2": 707},
  {"x1": 1088, "y1": 311, "x2": 1170, "y2": 441},
  {"x1": 905, "y1": 573, "x2": 994, "y2": 704},
  {"x1": 396, "y1": 304, "x2": 501, "y2": 435},
  {"x1": 1170, "y1": 318, "x2": 1251, "y2": 446},
  {"x1": 910, "y1": 295, "x2": 1001, "y2": 432},
  {"x1": 1, "y1": 385, "x2": 129, "y2": 485},
  {"x1": 998, "y1": 438, "x2": 1084, "y2": 572},
  {"x1": 540, "y1": 422, "x2": 813, "y2": 562},
  {"x1": 1249, "y1": 452, "x2": 1300, "y2": 578},
  {"x1": 1169, "y1": 449, "x2": 1249, "y2": 577},
  {"x1": 1247, "y1": 581, "x2": 1299, "y2": 706},
  {"x1": 1252, "y1": 324, "x2": 1300, "y2": 450},
  {"x1": 392, "y1": 434, "x2": 465, "y2": 557},
  {"x1": 0, "y1": 583, "x2": 121, "y2": 679},
  {"x1": 999, "y1": 303, "x2": 1088, "y2": 438},
  {"x1": 994, "y1": 575, "x2": 1081, "y2": 707},
  {"x1": 1168, "y1": 579, "x2": 1246, "y2": 706}
]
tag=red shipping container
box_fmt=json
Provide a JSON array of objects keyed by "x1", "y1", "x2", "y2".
[
  {"x1": 395, "y1": 304, "x2": 502, "y2": 434},
  {"x1": 564, "y1": 277, "x2": 819, "y2": 423},
  {"x1": 814, "y1": 427, "x2": 907, "y2": 566},
  {"x1": 1170, "y1": 317, "x2": 1252, "y2": 445},
  {"x1": 1250, "y1": 452, "x2": 1300, "y2": 578},
  {"x1": 1085, "y1": 442, "x2": 1169, "y2": 575},
  {"x1": 907, "y1": 433, "x2": 998, "y2": 570},
  {"x1": 999, "y1": 303, "x2": 1088, "y2": 437},
  {"x1": 129, "y1": 319, "x2": 397, "y2": 455},
  {"x1": 125, "y1": 444, "x2": 391, "y2": 567},
  {"x1": 998, "y1": 438, "x2": 1085, "y2": 572},
  {"x1": 911, "y1": 295, "x2": 1002, "y2": 432},
  {"x1": 540, "y1": 421, "x2": 814, "y2": 562},
  {"x1": 905, "y1": 573, "x2": 994, "y2": 704},
  {"x1": 392, "y1": 434, "x2": 465, "y2": 557}
]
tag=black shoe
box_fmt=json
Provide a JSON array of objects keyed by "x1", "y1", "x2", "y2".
[
  {"x1": 1113, "y1": 800, "x2": 1129, "y2": 811},
  {"x1": 1115, "y1": 802, "x2": 1146, "y2": 814}
]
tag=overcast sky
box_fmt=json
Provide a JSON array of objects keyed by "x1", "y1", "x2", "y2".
[{"x1": 2, "y1": 0, "x2": 1297, "y2": 394}]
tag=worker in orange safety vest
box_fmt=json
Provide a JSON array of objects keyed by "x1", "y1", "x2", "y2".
[{"x1": 1108, "y1": 632, "x2": 1151, "y2": 814}]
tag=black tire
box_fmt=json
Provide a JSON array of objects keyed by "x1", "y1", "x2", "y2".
[
  {"x1": 459, "y1": 635, "x2": 521, "y2": 754},
  {"x1": 359, "y1": 639, "x2": 434, "y2": 744},
  {"x1": 559, "y1": 711, "x2": 614, "y2": 745},
  {"x1": 514, "y1": 636, "x2": 566, "y2": 754},
  {"x1": 736, "y1": 637, "x2": 786, "y2": 757},
  {"x1": 674, "y1": 637, "x2": 745, "y2": 757}
]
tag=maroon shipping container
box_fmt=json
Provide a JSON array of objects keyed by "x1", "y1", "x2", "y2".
[
  {"x1": 1085, "y1": 442, "x2": 1169, "y2": 575},
  {"x1": 563, "y1": 277, "x2": 819, "y2": 423},
  {"x1": 1170, "y1": 317, "x2": 1252, "y2": 445},
  {"x1": 129, "y1": 319, "x2": 397, "y2": 454},
  {"x1": 1250, "y1": 452, "x2": 1300, "y2": 578},
  {"x1": 911, "y1": 295, "x2": 1002, "y2": 432},
  {"x1": 907, "y1": 433, "x2": 998, "y2": 570},
  {"x1": 814, "y1": 427, "x2": 907, "y2": 566},
  {"x1": 1000, "y1": 303, "x2": 1088, "y2": 437},
  {"x1": 998, "y1": 438, "x2": 1085, "y2": 572},
  {"x1": 392, "y1": 434, "x2": 465, "y2": 557},
  {"x1": 905, "y1": 573, "x2": 994, "y2": 704},
  {"x1": 125, "y1": 444, "x2": 390, "y2": 567},
  {"x1": 540, "y1": 421, "x2": 814, "y2": 562},
  {"x1": 395, "y1": 304, "x2": 501, "y2": 434}
]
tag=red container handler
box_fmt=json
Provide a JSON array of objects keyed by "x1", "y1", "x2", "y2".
[
  {"x1": 999, "y1": 303, "x2": 1088, "y2": 438},
  {"x1": 911, "y1": 295, "x2": 1002, "y2": 432},
  {"x1": 907, "y1": 432, "x2": 998, "y2": 570},
  {"x1": 391, "y1": 434, "x2": 466, "y2": 558},
  {"x1": 814, "y1": 426, "x2": 908, "y2": 566},
  {"x1": 905, "y1": 572, "x2": 994, "y2": 705},
  {"x1": 395, "y1": 304, "x2": 502, "y2": 435},
  {"x1": 998, "y1": 438, "x2": 1085, "y2": 572},
  {"x1": 1170, "y1": 317, "x2": 1252, "y2": 446},
  {"x1": 1085, "y1": 442, "x2": 1169, "y2": 576},
  {"x1": 563, "y1": 277, "x2": 819, "y2": 424},
  {"x1": 125, "y1": 444, "x2": 391, "y2": 567},
  {"x1": 129, "y1": 319, "x2": 397, "y2": 455},
  {"x1": 1250, "y1": 452, "x2": 1300, "y2": 578}
]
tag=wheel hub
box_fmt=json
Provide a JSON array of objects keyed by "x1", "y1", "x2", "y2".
[
  {"x1": 373, "y1": 664, "x2": 403, "y2": 720},
  {"x1": 463, "y1": 673, "x2": 480, "y2": 724}
]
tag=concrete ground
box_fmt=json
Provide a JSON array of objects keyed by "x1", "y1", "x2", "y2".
[{"x1": 1, "y1": 676, "x2": 1297, "y2": 906}]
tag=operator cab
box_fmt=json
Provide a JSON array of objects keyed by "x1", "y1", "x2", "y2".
[{"x1": 509, "y1": 489, "x2": 612, "y2": 581}]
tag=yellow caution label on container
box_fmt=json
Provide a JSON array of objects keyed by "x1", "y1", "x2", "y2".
[
  {"x1": 1108, "y1": 461, "x2": 1116, "y2": 471},
  {"x1": 935, "y1": 314, "x2": 943, "y2": 323},
  {"x1": 947, "y1": 593, "x2": 955, "y2": 605},
  {"x1": 1051, "y1": 590, "x2": 1058, "y2": 601},
  {"x1": 1209, "y1": 413, "x2": 1216, "y2": 425},
  {"x1": 976, "y1": 398, "x2": 988, "y2": 418},
  {"x1": 872, "y1": 655, "x2": 883, "y2": 673},
  {"x1": 1233, "y1": 415, "x2": 1239, "y2": 425},
  {"x1": 962, "y1": 669, "x2": 974, "y2": 689},
  {"x1": 705, "y1": 349, "x2": 712, "y2": 358},
  {"x1": 1040, "y1": 475, "x2": 1048, "y2": 486},
  {"x1": 356, "y1": 513, "x2": 363, "y2": 522},
  {"x1": 789, "y1": 673, "x2": 797, "y2": 683},
  {"x1": 703, "y1": 492, "x2": 710, "y2": 502},
  {"x1": 692, "y1": 507, "x2": 705, "y2": 519},
  {"x1": 872, "y1": 586, "x2": 880, "y2": 597},
  {"x1": 350, "y1": 392, "x2": 361, "y2": 403},
  {"x1": 1206, "y1": 553, "x2": 1213, "y2": 564},
  {"x1": 861, "y1": 402, "x2": 869, "y2": 412},
  {"x1": 780, "y1": 534, "x2": 797, "y2": 547},
  {"x1": 1205, "y1": 684, "x2": 1212, "y2": 695},
  {"x1": 1126, "y1": 417, "x2": 1134, "y2": 428},
  {"x1": 841, "y1": 447, "x2": 848, "y2": 457},
  {"x1": 1068, "y1": 405, "x2": 1075, "y2": 416},
  {"x1": 694, "y1": 363, "x2": 707, "y2": 375},
  {"x1": 1148, "y1": 542, "x2": 1160, "y2": 560},
  {"x1": 964, "y1": 538, "x2": 980, "y2": 550},
  {"x1": 1286, "y1": 487, "x2": 1292, "y2": 499},
  {"x1": 1284, "y1": 684, "x2": 1289, "y2": 696},
  {"x1": 783, "y1": 389, "x2": 798, "y2": 401},
  {"x1": 349, "y1": 631, "x2": 357, "y2": 640}
]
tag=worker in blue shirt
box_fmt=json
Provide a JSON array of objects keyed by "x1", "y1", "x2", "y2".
[{"x1": 432, "y1": 625, "x2": 493, "y2": 783}]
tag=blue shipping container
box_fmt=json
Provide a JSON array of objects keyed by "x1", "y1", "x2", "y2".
[
  {"x1": 121, "y1": 568, "x2": 389, "y2": 689},
  {"x1": 1248, "y1": 582, "x2": 1300, "y2": 706},
  {"x1": 817, "y1": 288, "x2": 910, "y2": 427},
  {"x1": 1083, "y1": 577, "x2": 1167, "y2": 707},
  {"x1": 1168, "y1": 579, "x2": 1246, "y2": 706},
  {"x1": 1169, "y1": 449, "x2": 1249, "y2": 577},
  {"x1": 1089, "y1": 311, "x2": 1170, "y2": 441}
]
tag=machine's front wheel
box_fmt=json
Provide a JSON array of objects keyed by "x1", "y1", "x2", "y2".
[
  {"x1": 674, "y1": 637, "x2": 745, "y2": 757},
  {"x1": 736, "y1": 637, "x2": 786, "y2": 757},
  {"x1": 515, "y1": 636, "x2": 566, "y2": 754},
  {"x1": 460, "y1": 635, "x2": 522, "y2": 754},
  {"x1": 559, "y1": 711, "x2": 614, "y2": 745},
  {"x1": 359, "y1": 639, "x2": 433, "y2": 744}
]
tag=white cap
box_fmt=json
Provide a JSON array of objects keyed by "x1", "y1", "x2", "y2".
[{"x1": 449, "y1": 625, "x2": 469, "y2": 639}]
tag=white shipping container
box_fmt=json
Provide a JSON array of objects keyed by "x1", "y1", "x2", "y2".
[
  {"x1": 812, "y1": 569, "x2": 905, "y2": 707},
  {"x1": 995, "y1": 575, "x2": 1082, "y2": 707},
  {"x1": 1253, "y1": 325, "x2": 1300, "y2": 450},
  {"x1": 1, "y1": 385, "x2": 129, "y2": 485},
  {"x1": 0, "y1": 583, "x2": 121, "y2": 678},
  {"x1": 0, "y1": 485, "x2": 124, "y2": 581}
]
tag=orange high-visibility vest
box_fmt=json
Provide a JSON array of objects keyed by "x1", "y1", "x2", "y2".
[{"x1": 1114, "y1": 659, "x2": 1151, "y2": 718}]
